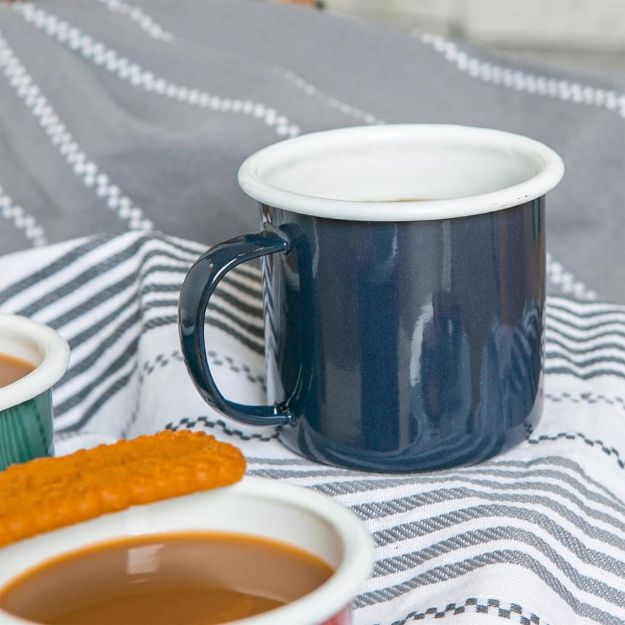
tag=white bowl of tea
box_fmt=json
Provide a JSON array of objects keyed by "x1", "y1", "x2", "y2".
[{"x1": 0, "y1": 476, "x2": 374, "y2": 625}]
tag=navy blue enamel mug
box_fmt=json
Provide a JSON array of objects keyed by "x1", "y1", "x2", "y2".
[{"x1": 179, "y1": 125, "x2": 564, "y2": 472}]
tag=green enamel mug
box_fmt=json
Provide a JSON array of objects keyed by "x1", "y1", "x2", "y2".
[{"x1": 0, "y1": 314, "x2": 69, "y2": 470}]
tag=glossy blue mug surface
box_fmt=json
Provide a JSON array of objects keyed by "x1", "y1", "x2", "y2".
[{"x1": 179, "y1": 125, "x2": 564, "y2": 472}]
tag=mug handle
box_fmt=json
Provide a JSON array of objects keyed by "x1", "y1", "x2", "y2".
[{"x1": 179, "y1": 227, "x2": 293, "y2": 426}]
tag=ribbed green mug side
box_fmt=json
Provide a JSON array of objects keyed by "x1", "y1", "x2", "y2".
[{"x1": 0, "y1": 391, "x2": 54, "y2": 471}]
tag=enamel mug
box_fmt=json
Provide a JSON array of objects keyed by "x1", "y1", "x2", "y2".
[
  {"x1": 0, "y1": 314, "x2": 69, "y2": 470},
  {"x1": 179, "y1": 125, "x2": 564, "y2": 472}
]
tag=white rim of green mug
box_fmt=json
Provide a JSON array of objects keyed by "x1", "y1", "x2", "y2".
[{"x1": 0, "y1": 314, "x2": 70, "y2": 412}]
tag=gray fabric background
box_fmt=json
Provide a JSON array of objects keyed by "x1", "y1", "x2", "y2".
[{"x1": 0, "y1": 0, "x2": 623, "y2": 302}]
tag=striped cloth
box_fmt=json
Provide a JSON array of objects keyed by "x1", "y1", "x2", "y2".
[{"x1": 1, "y1": 231, "x2": 624, "y2": 625}]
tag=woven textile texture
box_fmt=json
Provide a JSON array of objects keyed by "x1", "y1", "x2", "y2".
[{"x1": 1, "y1": 232, "x2": 624, "y2": 625}]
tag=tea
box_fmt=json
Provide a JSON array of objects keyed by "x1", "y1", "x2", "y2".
[
  {"x1": 0, "y1": 531, "x2": 333, "y2": 625},
  {"x1": 0, "y1": 353, "x2": 35, "y2": 388}
]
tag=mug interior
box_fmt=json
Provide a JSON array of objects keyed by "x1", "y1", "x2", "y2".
[
  {"x1": 261, "y1": 131, "x2": 538, "y2": 201},
  {"x1": 238, "y1": 124, "x2": 564, "y2": 221},
  {"x1": 0, "y1": 477, "x2": 373, "y2": 625}
]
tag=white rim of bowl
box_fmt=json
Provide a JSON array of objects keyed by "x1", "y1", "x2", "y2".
[
  {"x1": 0, "y1": 314, "x2": 70, "y2": 412},
  {"x1": 0, "y1": 477, "x2": 375, "y2": 625},
  {"x1": 238, "y1": 124, "x2": 564, "y2": 221},
  {"x1": 224, "y1": 477, "x2": 375, "y2": 625}
]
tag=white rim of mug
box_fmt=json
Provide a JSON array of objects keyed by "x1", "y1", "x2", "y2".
[
  {"x1": 0, "y1": 314, "x2": 70, "y2": 412},
  {"x1": 238, "y1": 124, "x2": 565, "y2": 221},
  {"x1": 0, "y1": 477, "x2": 375, "y2": 625}
]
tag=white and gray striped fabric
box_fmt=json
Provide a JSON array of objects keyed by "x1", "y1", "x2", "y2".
[{"x1": 1, "y1": 231, "x2": 624, "y2": 625}]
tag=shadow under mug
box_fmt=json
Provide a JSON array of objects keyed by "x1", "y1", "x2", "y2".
[
  {"x1": 180, "y1": 124, "x2": 564, "y2": 472},
  {"x1": 0, "y1": 315, "x2": 69, "y2": 470}
]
